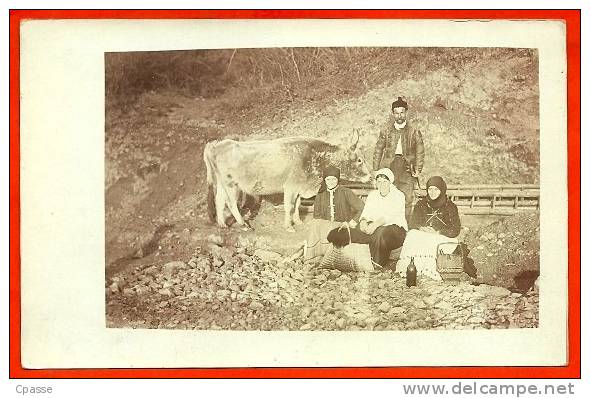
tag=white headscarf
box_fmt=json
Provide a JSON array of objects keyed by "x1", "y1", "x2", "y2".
[{"x1": 375, "y1": 168, "x2": 395, "y2": 184}]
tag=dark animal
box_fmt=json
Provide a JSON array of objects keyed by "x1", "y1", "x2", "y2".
[
  {"x1": 510, "y1": 269, "x2": 540, "y2": 294},
  {"x1": 204, "y1": 130, "x2": 372, "y2": 231}
]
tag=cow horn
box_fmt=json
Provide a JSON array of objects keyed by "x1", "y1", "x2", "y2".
[{"x1": 350, "y1": 129, "x2": 360, "y2": 150}]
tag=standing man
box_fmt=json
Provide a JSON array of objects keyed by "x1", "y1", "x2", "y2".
[{"x1": 373, "y1": 96, "x2": 425, "y2": 222}]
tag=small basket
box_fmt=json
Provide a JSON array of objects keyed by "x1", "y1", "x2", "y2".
[
  {"x1": 319, "y1": 246, "x2": 356, "y2": 272},
  {"x1": 436, "y1": 242, "x2": 464, "y2": 282},
  {"x1": 319, "y1": 224, "x2": 374, "y2": 272}
]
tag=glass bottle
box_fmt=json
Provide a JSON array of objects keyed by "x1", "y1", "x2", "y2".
[{"x1": 406, "y1": 257, "x2": 417, "y2": 287}]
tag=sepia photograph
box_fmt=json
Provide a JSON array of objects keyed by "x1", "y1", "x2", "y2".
[{"x1": 104, "y1": 46, "x2": 540, "y2": 332}]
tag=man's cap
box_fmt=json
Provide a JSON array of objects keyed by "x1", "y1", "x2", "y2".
[{"x1": 391, "y1": 96, "x2": 408, "y2": 110}]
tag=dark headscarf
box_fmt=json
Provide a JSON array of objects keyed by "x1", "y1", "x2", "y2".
[
  {"x1": 318, "y1": 165, "x2": 341, "y2": 193},
  {"x1": 323, "y1": 165, "x2": 341, "y2": 180},
  {"x1": 426, "y1": 176, "x2": 448, "y2": 208}
]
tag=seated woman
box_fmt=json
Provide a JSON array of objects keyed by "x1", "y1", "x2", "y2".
[
  {"x1": 304, "y1": 165, "x2": 364, "y2": 263},
  {"x1": 341, "y1": 168, "x2": 407, "y2": 267},
  {"x1": 396, "y1": 176, "x2": 461, "y2": 280}
]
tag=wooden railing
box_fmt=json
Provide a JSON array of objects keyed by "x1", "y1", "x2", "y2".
[{"x1": 300, "y1": 184, "x2": 539, "y2": 216}]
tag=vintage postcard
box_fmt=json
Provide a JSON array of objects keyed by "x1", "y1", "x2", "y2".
[{"x1": 19, "y1": 17, "x2": 569, "y2": 369}]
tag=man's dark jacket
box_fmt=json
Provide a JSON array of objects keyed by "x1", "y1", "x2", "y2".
[{"x1": 372, "y1": 116, "x2": 425, "y2": 173}]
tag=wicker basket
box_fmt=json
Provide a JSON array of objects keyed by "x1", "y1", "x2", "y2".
[
  {"x1": 319, "y1": 225, "x2": 373, "y2": 272},
  {"x1": 436, "y1": 242, "x2": 464, "y2": 282}
]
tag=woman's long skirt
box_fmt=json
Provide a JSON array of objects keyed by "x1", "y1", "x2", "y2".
[
  {"x1": 395, "y1": 229, "x2": 458, "y2": 280},
  {"x1": 304, "y1": 219, "x2": 341, "y2": 263}
]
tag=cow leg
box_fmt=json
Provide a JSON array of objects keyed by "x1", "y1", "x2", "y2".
[
  {"x1": 225, "y1": 184, "x2": 247, "y2": 227},
  {"x1": 293, "y1": 194, "x2": 304, "y2": 226},
  {"x1": 214, "y1": 181, "x2": 228, "y2": 227},
  {"x1": 283, "y1": 190, "x2": 296, "y2": 232}
]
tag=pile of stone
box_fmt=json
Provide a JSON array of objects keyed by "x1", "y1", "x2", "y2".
[
  {"x1": 464, "y1": 211, "x2": 540, "y2": 291},
  {"x1": 106, "y1": 235, "x2": 539, "y2": 331}
]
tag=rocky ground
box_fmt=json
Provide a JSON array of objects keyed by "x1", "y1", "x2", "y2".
[
  {"x1": 465, "y1": 212, "x2": 540, "y2": 291},
  {"x1": 106, "y1": 236, "x2": 539, "y2": 331}
]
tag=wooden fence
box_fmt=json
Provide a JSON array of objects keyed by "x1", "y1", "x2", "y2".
[{"x1": 300, "y1": 184, "x2": 539, "y2": 216}]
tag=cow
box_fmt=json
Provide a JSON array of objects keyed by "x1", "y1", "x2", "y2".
[{"x1": 203, "y1": 130, "x2": 372, "y2": 232}]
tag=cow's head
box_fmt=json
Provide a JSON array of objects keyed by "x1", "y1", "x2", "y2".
[{"x1": 338, "y1": 129, "x2": 372, "y2": 183}]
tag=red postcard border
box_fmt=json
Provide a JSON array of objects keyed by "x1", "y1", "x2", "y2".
[{"x1": 8, "y1": 9, "x2": 581, "y2": 379}]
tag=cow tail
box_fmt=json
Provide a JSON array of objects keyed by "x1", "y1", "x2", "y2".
[{"x1": 203, "y1": 142, "x2": 217, "y2": 223}]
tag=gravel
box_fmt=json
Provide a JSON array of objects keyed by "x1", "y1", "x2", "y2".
[
  {"x1": 106, "y1": 244, "x2": 539, "y2": 330},
  {"x1": 465, "y1": 212, "x2": 540, "y2": 291}
]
